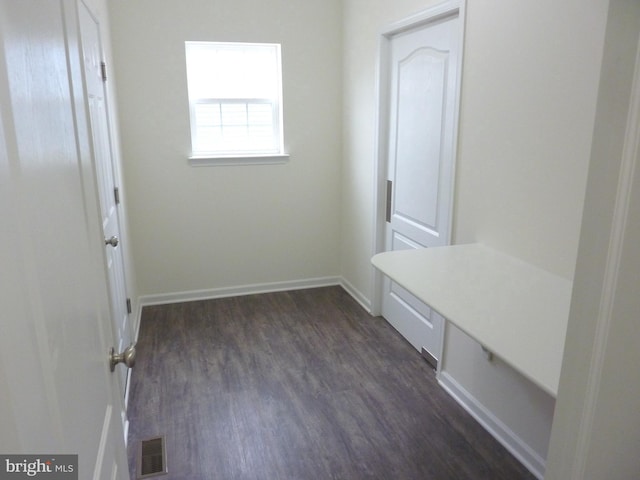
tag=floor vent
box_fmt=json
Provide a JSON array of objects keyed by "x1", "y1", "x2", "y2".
[{"x1": 137, "y1": 436, "x2": 168, "y2": 478}]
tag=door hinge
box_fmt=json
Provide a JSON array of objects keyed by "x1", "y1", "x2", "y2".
[
  {"x1": 114, "y1": 186, "x2": 120, "y2": 205},
  {"x1": 100, "y1": 61, "x2": 107, "y2": 82},
  {"x1": 126, "y1": 298, "x2": 132, "y2": 314},
  {"x1": 386, "y1": 180, "x2": 393, "y2": 223}
]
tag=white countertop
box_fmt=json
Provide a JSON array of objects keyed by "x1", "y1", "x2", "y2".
[{"x1": 371, "y1": 243, "x2": 572, "y2": 396}]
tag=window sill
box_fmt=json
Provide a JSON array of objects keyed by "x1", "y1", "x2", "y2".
[{"x1": 188, "y1": 154, "x2": 290, "y2": 167}]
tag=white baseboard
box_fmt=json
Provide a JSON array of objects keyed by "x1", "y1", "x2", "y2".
[
  {"x1": 437, "y1": 371, "x2": 546, "y2": 480},
  {"x1": 138, "y1": 276, "x2": 343, "y2": 307},
  {"x1": 340, "y1": 277, "x2": 372, "y2": 313}
]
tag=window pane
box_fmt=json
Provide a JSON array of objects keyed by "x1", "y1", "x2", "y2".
[
  {"x1": 220, "y1": 104, "x2": 247, "y2": 126},
  {"x1": 248, "y1": 103, "x2": 273, "y2": 126},
  {"x1": 186, "y1": 43, "x2": 279, "y2": 100},
  {"x1": 194, "y1": 104, "x2": 221, "y2": 127},
  {"x1": 220, "y1": 125, "x2": 248, "y2": 145},
  {"x1": 195, "y1": 126, "x2": 222, "y2": 152},
  {"x1": 248, "y1": 126, "x2": 276, "y2": 150}
]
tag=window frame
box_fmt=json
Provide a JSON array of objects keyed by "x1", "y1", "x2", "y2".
[{"x1": 185, "y1": 41, "x2": 289, "y2": 166}]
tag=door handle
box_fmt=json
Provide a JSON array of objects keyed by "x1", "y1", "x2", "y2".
[
  {"x1": 386, "y1": 180, "x2": 393, "y2": 223},
  {"x1": 109, "y1": 344, "x2": 136, "y2": 372},
  {"x1": 105, "y1": 235, "x2": 119, "y2": 247}
]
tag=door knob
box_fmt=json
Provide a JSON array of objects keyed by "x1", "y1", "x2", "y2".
[
  {"x1": 110, "y1": 344, "x2": 136, "y2": 372},
  {"x1": 105, "y1": 235, "x2": 119, "y2": 247}
]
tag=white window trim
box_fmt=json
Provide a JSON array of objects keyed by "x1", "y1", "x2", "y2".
[
  {"x1": 185, "y1": 41, "x2": 288, "y2": 166},
  {"x1": 188, "y1": 153, "x2": 290, "y2": 167}
]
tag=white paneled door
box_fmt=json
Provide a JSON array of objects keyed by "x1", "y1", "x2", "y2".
[
  {"x1": 381, "y1": 7, "x2": 462, "y2": 366},
  {"x1": 79, "y1": 1, "x2": 132, "y2": 402},
  {"x1": 0, "y1": 0, "x2": 128, "y2": 478}
]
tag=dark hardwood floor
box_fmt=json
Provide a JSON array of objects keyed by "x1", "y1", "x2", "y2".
[{"x1": 127, "y1": 286, "x2": 535, "y2": 479}]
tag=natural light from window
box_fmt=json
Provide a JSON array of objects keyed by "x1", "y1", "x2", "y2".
[{"x1": 185, "y1": 41, "x2": 286, "y2": 163}]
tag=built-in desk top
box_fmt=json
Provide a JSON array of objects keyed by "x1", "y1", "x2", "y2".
[{"x1": 372, "y1": 243, "x2": 572, "y2": 397}]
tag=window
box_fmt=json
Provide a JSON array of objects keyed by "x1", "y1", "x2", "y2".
[{"x1": 185, "y1": 41, "x2": 287, "y2": 165}]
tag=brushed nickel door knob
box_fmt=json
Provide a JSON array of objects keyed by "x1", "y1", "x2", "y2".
[{"x1": 110, "y1": 344, "x2": 136, "y2": 372}]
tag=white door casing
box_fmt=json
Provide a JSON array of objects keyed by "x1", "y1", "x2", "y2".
[
  {"x1": 0, "y1": 0, "x2": 128, "y2": 477},
  {"x1": 78, "y1": 0, "x2": 132, "y2": 401},
  {"x1": 374, "y1": 2, "x2": 464, "y2": 365}
]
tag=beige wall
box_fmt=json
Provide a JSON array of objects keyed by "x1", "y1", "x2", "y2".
[
  {"x1": 108, "y1": 0, "x2": 343, "y2": 298},
  {"x1": 453, "y1": 1, "x2": 607, "y2": 279}
]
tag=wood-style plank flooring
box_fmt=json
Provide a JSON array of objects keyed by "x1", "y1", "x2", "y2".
[{"x1": 127, "y1": 286, "x2": 535, "y2": 479}]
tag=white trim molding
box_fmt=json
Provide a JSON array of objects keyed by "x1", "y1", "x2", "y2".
[
  {"x1": 571, "y1": 26, "x2": 640, "y2": 479},
  {"x1": 545, "y1": 6, "x2": 640, "y2": 477},
  {"x1": 438, "y1": 372, "x2": 546, "y2": 479},
  {"x1": 138, "y1": 276, "x2": 342, "y2": 307},
  {"x1": 381, "y1": 0, "x2": 465, "y2": 36},
  {"x1": 189, "y1": 153, "x2": 290, "y2": 167},
  {"x1": 340, "y1": 277, "x2": 372, "y2": 313}
]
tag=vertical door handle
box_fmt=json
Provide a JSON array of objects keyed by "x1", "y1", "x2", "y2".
[{"x1": 386, "y1": 180, "x2": 393, "y2": 223}]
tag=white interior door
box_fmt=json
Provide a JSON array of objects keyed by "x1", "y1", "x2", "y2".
[
  {"x1": 78, "y1": 0, "x2": 132, "y2": 400},
  {"x1": 381, "y1": 9, "x2": 462, "y2": 366},
  {"x1": 0, "y1": 0, "x2": 128, "y2": 477}
]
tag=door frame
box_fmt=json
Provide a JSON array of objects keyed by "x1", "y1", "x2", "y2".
[
  {"x1": 77, "y1": 0, "x2": 134, "y2": 435},
  {"x1": 370, "y1": 0, "x2": 466, "y2": 339}
]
